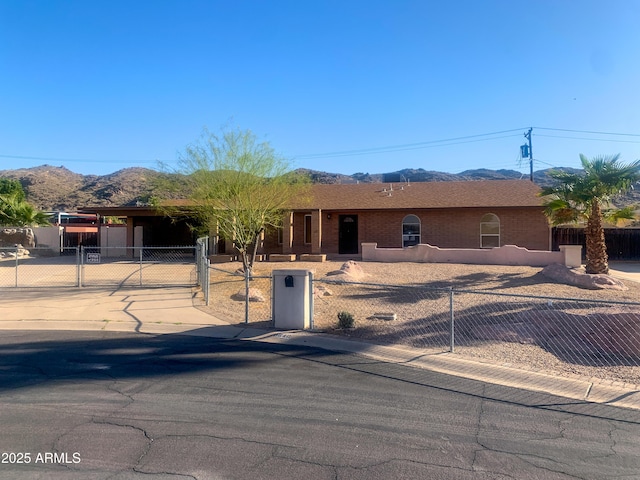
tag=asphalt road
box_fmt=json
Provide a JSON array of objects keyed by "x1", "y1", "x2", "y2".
[{"x1": 1, "y1": 330, "x2": 639, "y2": 480}]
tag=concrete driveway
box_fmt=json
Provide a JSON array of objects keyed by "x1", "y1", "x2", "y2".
[{"x1": 609, "y1": 261, "x2": 640, "y2": 284}]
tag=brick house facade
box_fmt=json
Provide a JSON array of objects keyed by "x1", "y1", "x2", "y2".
[
  {"x1": 83, "y1": 179, "x2": 551, "y2": 258},
  {"x1": 261, "y1": 180, "x2": 551, "y2": 257}
]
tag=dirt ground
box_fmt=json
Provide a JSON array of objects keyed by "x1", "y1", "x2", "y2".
[
  {"x1": 212, "y1": 260, "x2": 640, "y2": 301},
  {"x1": 201, "y1": 260, "x2": 640, "y2": 386}
]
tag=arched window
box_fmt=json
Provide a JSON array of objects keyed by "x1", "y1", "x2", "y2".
[
  {"x1": 402, "y1": 215, "x2": 421, "y2": 247},
  {"x1": 480, "y1": 213, "x2": 500, "y2": 248}
]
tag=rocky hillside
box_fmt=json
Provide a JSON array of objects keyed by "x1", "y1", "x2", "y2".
[
  {"x1": 0, "y1": 165, "x2": 161, "y2": 210},
  {"x1": 1, "y1": 164, "x2": 638, "y2": 211}
]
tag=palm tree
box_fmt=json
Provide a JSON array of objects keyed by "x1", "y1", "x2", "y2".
[
  {"x1": 541, "y1": 154, "x2": 640, "y2": 274},
  {"x1": 0, "y1": 193, "x2": 50, "y2": 227}
]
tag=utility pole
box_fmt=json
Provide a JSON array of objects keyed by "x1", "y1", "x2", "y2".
[
  {"x1": 520, "y1": 128, "x2": 534, "y2": 181},
  {"x1": 524, "y1": 128, "x2": 533, "y2": 182}
]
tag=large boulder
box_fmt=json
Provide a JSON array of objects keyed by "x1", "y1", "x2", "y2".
[
  {"x1": 0, "y1": 227, "x2": 36, "y2": 248},
  {"x1": 326, "y1": 260, "x2": 368, "y2": 282},
  {"x1": 541, "y1": 263, "x2": 628, "y2": 291}
]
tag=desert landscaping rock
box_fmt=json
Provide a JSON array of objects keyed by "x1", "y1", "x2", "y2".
[
  {"x1": 314, "y1": 284, "x2": 333, "y2": 298},
  {"x1": 232, "y1": 288, "x2": 266, "y2": 302},
  {"x1": 0, "y1": 245, "x2": 30, "y2": 260},
  {"x1": 369, "y1": 312, "x2": 398, "y2": 321},
  {"x1": 0, "y1": 228, "x2": 35, "y2": 248},
  {"x1": 542, "y1": 263, "x2": 628, "y2": 291},
  {"x1": 326, "y1": 260, "x2": 367, "y2": 281}
]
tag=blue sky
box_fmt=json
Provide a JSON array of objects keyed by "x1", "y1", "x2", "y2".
[{"x1": 1, "y1": 0, "x2": 639, "y2": 177}]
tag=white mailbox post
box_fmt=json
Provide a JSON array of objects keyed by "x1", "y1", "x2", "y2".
[{"x1": 272, "y1": 269, "x2": 313, "y2": 330}]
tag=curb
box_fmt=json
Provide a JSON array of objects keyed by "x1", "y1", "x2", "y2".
[{"x1": 2, "y1": 320, "x2": 639, "y2": 411}]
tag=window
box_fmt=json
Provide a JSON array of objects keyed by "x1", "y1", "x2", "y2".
[
  {"x1": 304, "y1": 214, "x2": 312, "y2": 244},
  {"x1": 402, "y1": 214, "x2": 421, "y2": 247},
  {"x1": 480, "y1": 213, "x2": 500, "y2": 248}
]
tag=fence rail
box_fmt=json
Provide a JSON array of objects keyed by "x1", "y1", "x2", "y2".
[{"x1": 0, "y1": 245, "x2": 197, "y2": 288}]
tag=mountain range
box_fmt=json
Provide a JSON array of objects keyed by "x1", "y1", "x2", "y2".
[{"x1": 1, "y1": 164, "x2": 638, "y2": 212}]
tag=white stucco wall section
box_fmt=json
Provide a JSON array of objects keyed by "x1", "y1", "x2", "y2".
[{"x1": 361, "y1": 243, "x2": 582, "y2": 268}]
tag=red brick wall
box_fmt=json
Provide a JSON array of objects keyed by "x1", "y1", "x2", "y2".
[
  {"x1": 299, "y1": 208, "x2": 550, "y2": 254},
  {"x1": 292, "y1": 212, "x2": 312, "y2": 254},
  {"x1": 263, "y1": 207, "x2": 550, "y2": 255},
  {"x1": 417, "y1": 208, "x2": 550, "y2": 250},
  {"x1": 262, "y1": 227, "x2": 280, "y2": 254}
]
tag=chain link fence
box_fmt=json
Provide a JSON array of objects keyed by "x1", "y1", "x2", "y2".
[
  {"x1": 0, "y1": 245, "x2": 197, "y2": 288},
  {"x1": 311, "y1": 278, "x2": 640, "y2": 385},
  {"x1": 12, "y1": 233, "x2": 628, "y2": 387},
  {"x1": 313, "y1": 278, "x2": 454, "y2": 352},
  {"x1": 118, "y1": 242, "x2": 640, "y2": 386},
  {"x1": 1, "y1": 247, "x2": 80, "y2": 287},
  {"x1": 201, "y1": 265, "x2": 272, "y2": 325}
]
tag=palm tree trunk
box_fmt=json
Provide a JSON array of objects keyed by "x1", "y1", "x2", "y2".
[{"x1": 585, "y1": 200, "x2": 609, "y2": 274}]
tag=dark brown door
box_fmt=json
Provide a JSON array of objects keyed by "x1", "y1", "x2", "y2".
[{"x1": 339, "y1": 215, "x2": 358, "y2": 254}]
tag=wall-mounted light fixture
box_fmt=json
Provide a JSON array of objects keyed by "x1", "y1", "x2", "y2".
[{"x1": 327, "y1": 214, "x2": 332, "y2": 220}]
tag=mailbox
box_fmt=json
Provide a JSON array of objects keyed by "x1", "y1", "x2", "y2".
[{"x1": 272, "y1": 269, "x2": 312, "y2": 329}]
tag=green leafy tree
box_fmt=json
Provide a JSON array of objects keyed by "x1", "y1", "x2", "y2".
[
  {"x1": 0, "y1": 193, "x2": 50, "y2": 227},
  {"x1": 541, "y1": 154, "x2": 640, "y2": 274},
  {"x1": 159, "y1": 126, "x2": 309, "y2": 274},
  {"x1": 0, "y1": 178, "x2": 26, "y2": 202}
]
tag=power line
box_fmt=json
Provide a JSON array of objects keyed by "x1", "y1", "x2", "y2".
[
  {"x1": 2, "y1": 126, "x2": 637, "y2": 167},
  {"x1": 532, "y1": 159, "x2": 559, "y2": 168},
  {"x1": 294, "y1": 129, "x2": 526, "y2": 159},
  {"x1": 534, "y1": 127, "x2": 640, "y2": 138},
  {"x1": 535, "y1": 134, "x2": 640, "y2": 144},
  {"x1": 297, "y1": 134, "x2": 523, "y2": 159}
]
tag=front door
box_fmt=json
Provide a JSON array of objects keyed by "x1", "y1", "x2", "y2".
[{"x1": 339, "y1": 215, "x2": 359, "y2": 254}]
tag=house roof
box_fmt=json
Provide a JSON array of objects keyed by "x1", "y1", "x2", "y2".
[
  {"x1": 81, "y1": 179, "x2": 544, "y2": 216},
  {"x1": 291, "y1": 179, "x2": 544, "y2": 211}
]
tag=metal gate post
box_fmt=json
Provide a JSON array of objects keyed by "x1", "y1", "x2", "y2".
[
  {"x1": 205, "y1": 259, "x2": 210, "y2": 306},
  {"x1": 80, "y1": 246, "x2": 85, "y2": 287},
  {"x1": 76, "y1": 246, "x2": 80, "y2": 287},
  {"x1": 139, "y1": 248, "x2": 143, "y2": 286},
  {"x1": 14, "y1": 245, "x2": 18, "y2": 287},
  {"x1": 449, "y1": 288, "x2": 455, "y2": 353},
  {"x1": 309, "y1": 271, "x2": 314, "y2": 330},
  {"x1": 244, "y1": 268, "x2": 250, "y2": 324}
]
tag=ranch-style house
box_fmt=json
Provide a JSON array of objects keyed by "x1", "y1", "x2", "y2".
[{"x1": 81, "y1": 179, "x2": 551, "y2": 259}]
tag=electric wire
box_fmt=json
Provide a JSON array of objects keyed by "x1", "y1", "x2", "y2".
[
  {"x1": 534, "y1": 127, "x2": 640, "y2": 138},
  {"x1": 294, "y1": 133, "x2": 523, "y2": 159},
  {"x1": 1, "y1": 126, "x2": 638, "y2": 167},
  {"x1": 294, "y1": 128, "x2": 527, "y2": 158},
  {"x1": 535, "y1": 134, "x2": 640, "y2": 144}
]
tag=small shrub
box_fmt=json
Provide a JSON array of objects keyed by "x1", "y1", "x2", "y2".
[{"x1": 337, "y1": 311, "x2": 355, "y2": 329}]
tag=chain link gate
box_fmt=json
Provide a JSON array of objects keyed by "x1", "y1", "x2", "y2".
[{"x1": 0, "y1": 245, "x2": 199, "y2": 288}]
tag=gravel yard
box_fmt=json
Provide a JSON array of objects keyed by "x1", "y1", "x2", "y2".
[{"x1": 202, "y1": 260, "x2": 640, "y2": 386}]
